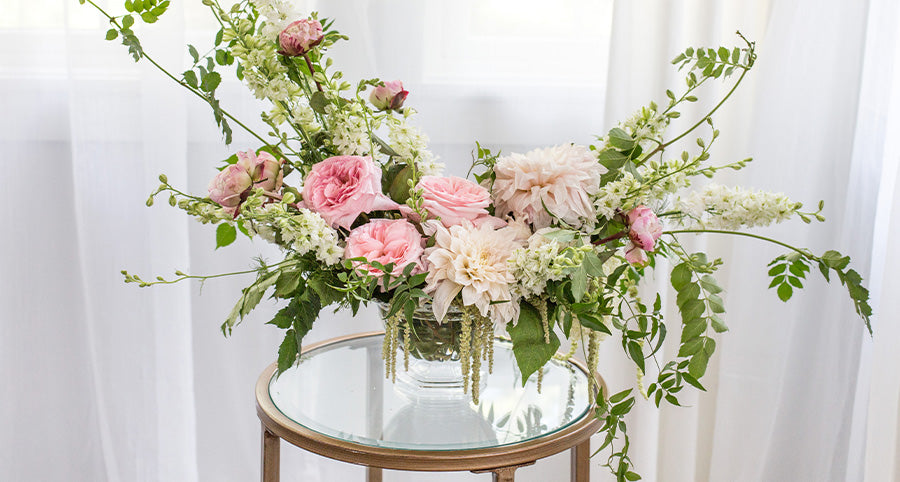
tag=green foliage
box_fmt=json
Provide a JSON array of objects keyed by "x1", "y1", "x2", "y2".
[
  {"x1": 507, "y1": 301, "x2": 561, "y2": 386},
  {"x1": 767, "y1": 253, "x2": 810, "y2": 301},
  {"x1": 647, "y1": 253, "x2": 728, "y2": 407},
  {"x1": 215, "y1": 223, "x2": 237, "y2": 249},
  {"x1": 469, "y1": 142, "x2": 500, "y2": 188},
  {"x1": 594, "y1": 387, "x2": 640, "y2": 481}
]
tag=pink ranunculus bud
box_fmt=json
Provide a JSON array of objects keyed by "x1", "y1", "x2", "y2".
[
  {"x1": 417, "y1": 175, "x2": 503, "y2": 228},
  {"x1": 624, "y1": 240, "x2": 650, "y2": 266},
  {"x1": 278, "y1": 19, "x2": 324, "y2": 57},
  {"x1": 208, "y1": 164, "x2": 253, "y2": 214},
  {"x1": 236, "y1": 150, "x2": 283, "y2": 192},
  {"x1": 626, "y1": 205, "x2": 663, "y2": 252},
  {"x1": 301, "y1": 156, "x2": 400, "y2": 230},
  {"x1": 369, "y1": 80, "x2": 408, "y2": 111},
  {"x1": 344, "y1": 219, "x2": 425, "y2": 278}
]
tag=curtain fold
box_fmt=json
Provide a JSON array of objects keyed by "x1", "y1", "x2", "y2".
[{"x1": 1, "y1": 0, "x2": 898, "y2": 481}]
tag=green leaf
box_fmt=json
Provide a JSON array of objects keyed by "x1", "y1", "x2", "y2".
[
  {"x1": 582, "y1": 251, "x2": 605, "y2": 277},
  {"x1": 688, "y1": 338, "x2": 716, "y2": 378},
  {"x1": 277, "y1": 329, "x2": 299, "y2": 374},
  {"x1": 140, "y1": 12, "x2": 157, "y2": 23},
  {"x1": 768, "y1": 264, "x2": 786, "y2": 276},
  {"x1": 777, "y1": 283, "x2": 793, "y2": 302},
  {"x1": 608, "y1": 388, "x2": 632, "y2": 404},
  {"x1": 274, "y1": 271, "x2": 301, "y2": 298},
  {"x1": 676, "y1": 283, "x2": 701, "y2": 309},
  {"x1": 681, "y1": 319, "x2": 707, "y2": 343},
  {"x1": 709, "y1": 314, "x2": 728, "y2": 333},
  {"x1": 680, "y1": 299, "x2": 706, "y2": 323},
  {"x1": 310, "y1": 91, "x2": 328, "y2": 114},
  {"x1": 627, "y1": 341, "x2": 645, "y2": 374},
  {"x1": 201, "y1": 71, "x2": 221, "y2": 92},
  {"x1": 183, "y1": 70, "x2": 198, "y2": 88},
  {"x1": 707, "y1": 294, "x2": 726, "y2": 313},
  {"x1": 507, "y1": 302, "x2": 561, "y2": 386},
  {"x1": 308, "y1": 271, "x2": 344, "y2": 307},
  {"x1": 268, "y1": 304, "x2": 295, "y2": 329},
  {"x1": 105, "y1": 29, "x2": 118, "y2": 41},
  {"x1": 382, "y1": 163, "x2": 414, "y2": 204},
  {"x1": 718, "y1": 47, "x2": 730, "y2": 61},
  {"x1": 597, "y1": 149, "x2": 628, "y2": 170},
  {"x1": 215, "y1": 223, "x2": 237, "y2": 249},
  {"x1": 571, "y1": 266, "x2": 588, "y2": 302},
  {"x1": 132, "y1": 0, "x2": 144, "y2": 11},
  {"x1": 699, "y1": 274, "x2": 723, "y2": 294},
  {"x1": 122, "y1": 15, "x2": 134, "y2": 29},
  {"x1": 607, "y1": 127, "x2": 636, "y2": 150},
  {"x1": 578, "y1": 312, "x2": 612, "y2": 335},
  {"x1": 670, "y1": 263, "x2": 692, "y2": 291}
]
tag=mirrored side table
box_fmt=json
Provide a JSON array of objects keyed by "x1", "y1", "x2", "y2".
[{"x1": 255, "y1": 331, "x2": 604, "y2": 482}]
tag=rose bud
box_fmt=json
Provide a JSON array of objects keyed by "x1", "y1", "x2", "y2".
[
  {"x1": 236, "y1": 150, "x2": 283, "y2": 193},
  {"x1": 278, "y1": 19, "x2": 324, "y2": 57},
  {"x1": 208, "y1": 164, "x2": 253, "y2": 215},
  {"x1": 369, "y1": 80, "x2": 408, "y2": 111},
  {"x1": 626, "y1": 205, "x2": 663, "y2": 252}
]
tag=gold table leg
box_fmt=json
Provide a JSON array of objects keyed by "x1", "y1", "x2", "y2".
[
  {"x1": 366, "y1": 466, "x2": 383, "y2": 482},
  {"x1": 473, "y1": 461, "x2": 535, "y2": 482},
  {"x1": 262, "y1": 425, "x2": 280, "y2": 482},
  {"x1": 571, "y1": 439, "x2": 590, "y2": 482}
]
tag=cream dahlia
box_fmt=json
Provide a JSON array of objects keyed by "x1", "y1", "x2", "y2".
[
  {"x1": 491, "y1": 144, "x2": 606, "y2": 229},
  {"x1": 423, "y1": 222, "x2": 523, "y2": 327}
]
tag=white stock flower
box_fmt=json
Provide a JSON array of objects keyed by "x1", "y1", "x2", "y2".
[
  {"x1": 424, "y1": 222, "x2": 523, "y2": 327},
  {"x1": 492, "y1": 144, "x2": 606, "y2": 229},
  {"x1": 675, "y1": 183, "x2": 800, "y2": 230},
  {"x1": 388, "y1": 118, "x2": 444, "y2": 176},
  {"x1": 594, "y1": 172, "x2": 641, "y2": 220}
]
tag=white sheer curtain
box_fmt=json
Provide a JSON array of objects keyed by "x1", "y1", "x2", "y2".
[{"x1": 1, "y1": 0, "x2": 898, "y2": 481}]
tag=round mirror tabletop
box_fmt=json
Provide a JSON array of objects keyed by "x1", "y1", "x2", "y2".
[{"x1": 267, "y1": 333, "x2": 593, "y2": 451}]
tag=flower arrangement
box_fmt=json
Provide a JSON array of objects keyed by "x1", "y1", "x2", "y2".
[{"x1": 84, "y1": 0, "x2": 872, "y2": 479}]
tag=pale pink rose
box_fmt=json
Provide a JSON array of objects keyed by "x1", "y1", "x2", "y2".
[
  {"x1": 344, "y1": 219, "x2": 425, "y2": 278},
  {"x1": 491, "y1": 144, "x2": 606, "y2": 229},
  {"x1": 418, "y1": 176, "x2": 502, "y2": 228},
  {"x1": 208, "y1": 164, "x2": 252, "y2": 214},
  {"x1": 237, "y1": 150, "x2": 283, "y2": 192},
  {"x1": 369, "y1": 80, "x2": 408, "y2": 111},
  {"x1": 278, "y1": 19, "x2": 324, "y2": 57},
  {"x1": 301, "y1": 156, "x2": 400, "y2": 230},
  {"x1": 626, "y1": 205, "x2": 662, "y2": 251}
]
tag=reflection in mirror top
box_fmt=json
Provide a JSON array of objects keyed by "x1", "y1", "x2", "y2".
[{"x1": 269, "y1": 334, "x2": 592, "y2": 451}]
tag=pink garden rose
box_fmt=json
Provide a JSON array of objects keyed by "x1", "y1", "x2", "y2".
[
  {"x1": 237, "y1": 150, "x2": 283, "y2": 192},
  {"x1": 344, "y1": 219, "x2": 424, "y2": 277},
  {"x1": 369, "y1": 80, "x2": 408, "y2": 111},
  {"x1": 626, "y1": 205, "x2": 663, "y2": 251},
  {"x1": 278, "y1": 19, "x2": 323, "y2": 57},
  {"x1": 208, "y1": 164, "x2": 253, "y2": 214},
  {"x1": 302, "y1": 155, "x2": 399, "y2": 230},
  {"x1": 418, "y1": 176, "x2": 503, "y2": 228}
]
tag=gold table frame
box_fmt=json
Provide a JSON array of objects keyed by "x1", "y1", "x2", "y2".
[{"x1": 255, "y1": 332, "x2": 604, "y2": 482}]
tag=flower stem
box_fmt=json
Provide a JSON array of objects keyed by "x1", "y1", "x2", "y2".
[
  {"x1": 664, "y1": 229, "x2": 814, "y2": 259},
  {"x1": 83, "y1": 0, "x2": 275, "y2": 150}
]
